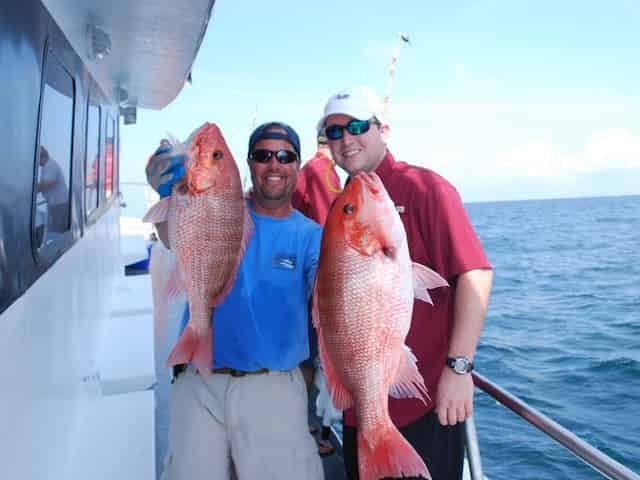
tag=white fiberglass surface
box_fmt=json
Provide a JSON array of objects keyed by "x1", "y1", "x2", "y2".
[{"x1": 0, "y1": 207, "x2": 121, "y2": 479}]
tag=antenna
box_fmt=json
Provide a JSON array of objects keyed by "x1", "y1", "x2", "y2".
[
  {"x1": 243, "y1": 104, "x2": 259, "y2": 194},
  {"x1": 383, "y1": 32, "x2": 411, "y2": 116}
]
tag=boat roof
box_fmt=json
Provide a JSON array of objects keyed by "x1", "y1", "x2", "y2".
[{"x1": 42, "y1": 0, "x2": 215, "y2": 109}]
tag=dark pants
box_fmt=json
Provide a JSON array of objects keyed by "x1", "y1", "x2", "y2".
[{"x1": 342, "y1": 409, "x2": 465, "y2": 480}]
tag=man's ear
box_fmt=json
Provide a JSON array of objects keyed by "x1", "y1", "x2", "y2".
[{"x1": 380, "y1": 123, "x2": 391, "y2": 144}]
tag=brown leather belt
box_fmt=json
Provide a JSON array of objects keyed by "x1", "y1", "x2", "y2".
[
  {"x1": 173, "y1": 364, "x2": 269, "y2": 378},
  {"x1": 213, "y1": 367, "x2": 270, "y2": 377}
]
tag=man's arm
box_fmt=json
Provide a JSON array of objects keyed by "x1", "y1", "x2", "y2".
[{"x1": 435, "y1": 268, "x2": 493, "y2": 426}]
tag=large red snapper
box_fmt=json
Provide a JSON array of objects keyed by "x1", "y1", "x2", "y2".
[
  {"x1": 143, "y1": 122, "x2": 252, "y2": 379},
  {"x1": 313, "y1": 172, "x2": 448, "y2": 480}
]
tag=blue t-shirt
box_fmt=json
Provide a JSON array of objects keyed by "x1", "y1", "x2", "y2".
[{"x1": 181, "y1": 205, "x2": 322, "y2": 371}]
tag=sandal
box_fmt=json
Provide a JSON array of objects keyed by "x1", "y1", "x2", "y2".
[{"x1": 317, "y1": 438, "x2": 335, "y2": 457}]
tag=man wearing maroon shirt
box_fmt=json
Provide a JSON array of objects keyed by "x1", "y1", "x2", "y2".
[
  {"x1": 317, "y1": 86, "x2": 493, "y2": 480},
  {"x1": 292, "y1": 133, "x2": 341, "y2": 226}
]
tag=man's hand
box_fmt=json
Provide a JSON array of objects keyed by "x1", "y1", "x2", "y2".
[
  {"x1": 145, "y1": 145, "x2": 187, "y2": 198},
  {"x1": 435, "y1": 366, "x2": 474, "y2": 426}
]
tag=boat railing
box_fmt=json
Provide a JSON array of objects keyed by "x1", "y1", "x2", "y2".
[{"x1": 464, "y1": 371, "x2": 640, "y2": 480}]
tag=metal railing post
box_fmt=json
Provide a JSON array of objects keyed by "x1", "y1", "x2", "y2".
[{"x1": 464, "y1": 414, "x2": 484, "y2": 480}]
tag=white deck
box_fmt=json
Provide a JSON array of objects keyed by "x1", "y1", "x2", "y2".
[{"x1": 68, "y1": 390, "x2": 156, "y2": 480}]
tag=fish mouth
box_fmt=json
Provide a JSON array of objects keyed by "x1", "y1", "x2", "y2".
[{"x1": 358, "y1": 172, "x2": 381, "y2": 194}]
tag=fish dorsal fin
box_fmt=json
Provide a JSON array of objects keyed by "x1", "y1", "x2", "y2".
[
  {"x1": 412, "y1": 262, "x2": 449, "y2": 305},
  {"x1": 389, "y1": 345, "x2": 429, "y2": 404},
  {"x1": 312, "y1": 284, "x2": 353, "y2": 411}
]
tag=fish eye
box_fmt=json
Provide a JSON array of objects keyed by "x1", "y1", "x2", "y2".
[
  {"x1": 343, "y1": 203, "x2": 355, "y2": 214},
  {"x1": 212, "y1": 150, "x2": 224, "y2": 160}
]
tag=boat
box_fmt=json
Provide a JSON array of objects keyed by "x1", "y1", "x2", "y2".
[
  {"x1": 1, "y1": 1, "x2": 212, "y2": 478},
  {"x1": 1, "y1": 1, "x2": 638, "y2": 479}
]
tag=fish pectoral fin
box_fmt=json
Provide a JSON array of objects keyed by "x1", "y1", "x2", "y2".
[
  {"x1": 412, "y1": 262, "x2": 449, "y2": 305},
  {"x1": 142, "y1": 197, "x2": 171, "y2": 223},
  {"x1": 312, "y1": 285, "x2": 353, "y2": 411},
  {"x1": 389, "y1": 345, "x2": 429, "y2": 404}
]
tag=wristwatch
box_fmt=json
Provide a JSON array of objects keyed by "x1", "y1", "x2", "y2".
[{"x1": 446, "y1": 356, "x2": 474, "y2": 374}]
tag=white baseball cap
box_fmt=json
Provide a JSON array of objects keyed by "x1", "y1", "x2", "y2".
[{"x1": 317, "y1": 86, "x2": 386, "y2": 132}]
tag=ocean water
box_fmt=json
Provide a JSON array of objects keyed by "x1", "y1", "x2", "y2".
[{"x1": 467, "y1": 195, "x2": 640, "y2": 479}]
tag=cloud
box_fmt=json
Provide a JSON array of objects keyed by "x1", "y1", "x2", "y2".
[
  {"x1": 579, "y1": 128, "x2": 640, "y2": 171},
  {"x1": 491, "y1": 128, "x2": 640, "y2": 183}
]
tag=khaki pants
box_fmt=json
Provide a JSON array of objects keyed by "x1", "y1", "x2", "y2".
[{"x1": 161, "y1": 366, "x2": 324, "y2": 480}]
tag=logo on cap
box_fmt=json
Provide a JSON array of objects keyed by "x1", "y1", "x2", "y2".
[{"x1": 336, "y1": 94, "x2": 350, "y2": 100}]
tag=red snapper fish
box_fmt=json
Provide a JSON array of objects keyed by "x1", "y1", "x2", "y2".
[
  {"x1": 143, "y1": 122, "x2": 252, "y2": 379},
  {"x1": 313, "y1": 172, "x2": 448, "y2": 480}
]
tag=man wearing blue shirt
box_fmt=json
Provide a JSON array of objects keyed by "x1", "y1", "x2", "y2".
[{"x1": 147, "y1": 122, "x2": 324, "y2": 480}]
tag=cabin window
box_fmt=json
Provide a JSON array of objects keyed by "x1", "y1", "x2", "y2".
[
  {"x1": 85, "y1": 99, "x2": 101, "y2": 216},
  {"x1": 105, "y1": 114, "x2": 115, "y2": 199},
  {"x1": 33, "y1": 53, "x2": 74, "y2": 251}
]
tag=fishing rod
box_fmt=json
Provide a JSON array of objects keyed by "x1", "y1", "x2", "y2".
[{"x1": 383, "y1": 32, "x2": 411, "y2": 117}]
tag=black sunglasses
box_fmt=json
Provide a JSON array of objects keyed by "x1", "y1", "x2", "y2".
[
  {"x1": 249, "y1": 149, "x2": 299, "y2": 164},
  {"x1": 324, "y1": 118, "x2": 378, "y2": 141}
]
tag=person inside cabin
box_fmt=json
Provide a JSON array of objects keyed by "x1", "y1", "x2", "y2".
[
  {"x1": 316, "y1": 86, "x2": 494, "y2": 480},
  {"x1": 145, "y1": 122, "x2": 324, "y2": 480},
  {"x1": 37, "y1": 145, "x2": 69, "y2": 233}
]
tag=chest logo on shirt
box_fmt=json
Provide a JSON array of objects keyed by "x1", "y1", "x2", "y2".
[
  {"x1": 395, "y1": 205, "x2": 406, "y2": 214},
  {"x1": 273, "y1": 254, "x2": 296, "y2": 270}
]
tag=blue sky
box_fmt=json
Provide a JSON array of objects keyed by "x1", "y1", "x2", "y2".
[{"x1": 120, "y1": 0, "x2": 640, "y2": 203}]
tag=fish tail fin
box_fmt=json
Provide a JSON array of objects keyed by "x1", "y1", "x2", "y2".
[
  {"x1": 166, "y1": 323, "x2": 212, "y2": 381},
  {"x1": 358, "y1": 425, "x2": 431, "y2": 480},
  {"x1": 412, "y1": 262, "x2": 449, "y2": 305}
]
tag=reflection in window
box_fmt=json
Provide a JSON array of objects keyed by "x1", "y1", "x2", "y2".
[
  {"x1": 34, "y1": 53, "x2": 74, "y2": 250},
  {"x1": 85, "y1": 100, "x2": 100, "y2": 215},
  {"x1": 105, "y1": 114, "x2": 115, "y2": 199}
]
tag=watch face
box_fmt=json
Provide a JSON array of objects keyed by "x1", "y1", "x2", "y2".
[
  {"x1": 448, "y1": 356, "x2": 472, "y2": 373},
  {"x1": 454, "y1": 358, "x2": 468, "y2": 373}
]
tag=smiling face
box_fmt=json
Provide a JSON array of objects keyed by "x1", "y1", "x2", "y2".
[
  {"x1": 248, "y1": 136, "x2": 300, "y2": 217},
  {"x1": 325, "y1": 114, "x2": 388, "y2": 176}
]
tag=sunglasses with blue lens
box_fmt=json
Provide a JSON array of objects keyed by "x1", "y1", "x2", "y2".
[
  {"x1": 324, "y1": 118, "x2": 377, "y2": 141},
  {"x1": 250, "y1": 149, "x2": 299, "y2": 164}
]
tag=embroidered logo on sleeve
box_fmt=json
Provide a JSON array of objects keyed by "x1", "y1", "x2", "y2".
[{"x1": 273, "y1": 254, "x2": 297, "y2": 270}]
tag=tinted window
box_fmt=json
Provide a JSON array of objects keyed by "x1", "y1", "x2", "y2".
[
  {"x1": 34, "y1": 53, "x2": 74, "y2": 251},
  {"x1": 85, "y1": 99, "x2": 100, "y2": 215},
  {"x1": 105, "y1": 114, "x2": 115, "y2": 199}
]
